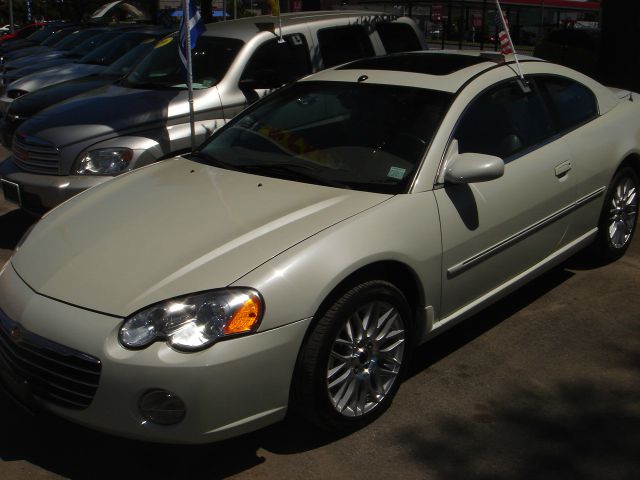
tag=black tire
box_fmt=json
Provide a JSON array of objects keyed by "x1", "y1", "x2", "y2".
[
  {"x1": 592, "y1": 166, "x2": 639, "y2": 261},
  {"x1": 292, "y1": 280, "x2": 412, "y2": 431}
]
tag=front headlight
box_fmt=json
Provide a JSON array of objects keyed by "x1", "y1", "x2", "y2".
[
  {"x1": 119, "y1": 289, "x2": 264, "y2": 352},
  {"x1": 76, "y1": 148, "x2": 133, "y2": 175}
]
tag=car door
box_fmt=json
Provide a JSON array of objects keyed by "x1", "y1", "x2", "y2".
[{"x1": 433, "y1": 76, "x2": 576, "y2": 320}]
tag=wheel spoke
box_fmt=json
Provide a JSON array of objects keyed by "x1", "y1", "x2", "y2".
[
  {"x1": 336, "y1": 377, "x2": 357, "y2": 412},
  {"x1": 328, "y1": 366, "x2": 351, "y2": 390},
  {"x1": 374, "y1": 307, "x2": 398, "y2": 342},
  {"x1": 326, "y1": 298, "x2": 406, "y2": 418}
]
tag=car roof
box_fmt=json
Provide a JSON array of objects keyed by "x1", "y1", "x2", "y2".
[
  {"x1": 202, "y1": 10, "x2": 398, "y2": 41},
  {"x1": 306, "y1": 50, "x2": 542, "y2": 93}
]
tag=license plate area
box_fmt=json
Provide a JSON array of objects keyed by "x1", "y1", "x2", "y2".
[{"x1": 1, "y1": 179, "x2": 21, "y2": 206}]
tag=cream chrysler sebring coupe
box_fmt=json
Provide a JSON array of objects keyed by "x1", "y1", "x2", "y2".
[{"x1": 0, "y1": 51, "x2": 638, "y2": 444}]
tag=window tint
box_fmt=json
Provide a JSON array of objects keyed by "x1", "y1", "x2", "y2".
[
  {"x1": 124, "y1": 36, "x2": 244, "y2": 89},
  {"x1": 80, "y1": 32, "x2": 155, "y2": 66},
  {"x1": 54, "y1": 29, "x2": 104, "y2": 51},
  {"x1": 318, "y1": 25, "x2": 375, "y2": 68},
  {"x1": 537, "y1": 76, "x2": 597, "y2": 132},
  {"x1": 69, "y1": 31, "x2": 118, "y2": 58},
  {"x1": 199, "y1": 81, "x2": 451, "y2": 194},
  {"x1": 376, "y1": 23, "x2": 422, "y2": 53},
  {"x1": 241, "y1": 34, "x2": 312, "y2": 87},
  {"x1": 455, "y1": 81, "x2": 554, "y2": 158}
]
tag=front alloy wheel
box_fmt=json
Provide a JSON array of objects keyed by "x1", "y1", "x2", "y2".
[
  {"x1": 293, "y1": 280, "x2": 412, "y2": 430},
  {"x1": 326, "y1": 300, "x2": 405, "y2": 417}
]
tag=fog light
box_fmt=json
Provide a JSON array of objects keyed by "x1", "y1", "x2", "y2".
[{"x1": 139, "y1": 389, "x2": 186, "y2": 425}]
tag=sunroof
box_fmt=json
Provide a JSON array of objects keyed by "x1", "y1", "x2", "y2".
[{"x1": 337, "y1": 53, "x2": 494, "y2": 76}]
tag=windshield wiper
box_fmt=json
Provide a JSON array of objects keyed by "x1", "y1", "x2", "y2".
[
  {"x1": 236, "y1": 163, "x2": 347, "y2": 189},
  {"x1": 186, "y1": 151, "x2": 243, "y2": 172}
]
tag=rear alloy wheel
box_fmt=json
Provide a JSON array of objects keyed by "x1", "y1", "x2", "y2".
[
  {"x1": 594, "y1": 167, "x2": 638, "y2": 260},
  {"x1": 294, "y1": 281, "x2": 412, "y2": 430}
]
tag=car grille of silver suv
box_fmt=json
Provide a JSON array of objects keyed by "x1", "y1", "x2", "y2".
[
  {"x1": 12, "y1": 134, "x2": 60, "y2": 175},
  {"x1": 0, "y1": 308, "x2": 102, "y2": 410}
]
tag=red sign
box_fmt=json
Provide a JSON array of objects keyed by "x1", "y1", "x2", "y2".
[{"x1": 432, "y1": 5, "x2": 443, "y2": 22}]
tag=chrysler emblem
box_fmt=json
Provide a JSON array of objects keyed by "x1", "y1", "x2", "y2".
[{"x1": 10, "y1": 326, "x2": 22, "y2": 342}]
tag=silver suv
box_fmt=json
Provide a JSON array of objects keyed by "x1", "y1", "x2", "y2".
[{"x1": 0, "y1": 11, "x2": 425, "y2": 214}]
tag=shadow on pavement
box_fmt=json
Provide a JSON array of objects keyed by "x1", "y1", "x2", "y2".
[{"x1": 0, "y1": 209, "x2": 36, "y2": 251}]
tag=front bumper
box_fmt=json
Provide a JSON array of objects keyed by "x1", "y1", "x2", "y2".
[
  {"x1": 0, "y1": 263, "x2": 310, "y2": 444},
  {"x1": 0, "y1": 157, "x2": 111, "y2": 213}
]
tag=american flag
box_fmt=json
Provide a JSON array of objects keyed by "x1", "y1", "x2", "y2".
[{"x1": 494, "y1": 11, "x2": 513, "y2": 55}]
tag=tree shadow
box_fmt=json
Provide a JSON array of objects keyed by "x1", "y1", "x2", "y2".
[{"x1": 394, "y1": 377, "x2": 640, "y2": 480}]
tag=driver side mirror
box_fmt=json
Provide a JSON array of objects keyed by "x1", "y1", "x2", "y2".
[{"x1": 444, "y1": 152, "x2": 505, "y2": 184}]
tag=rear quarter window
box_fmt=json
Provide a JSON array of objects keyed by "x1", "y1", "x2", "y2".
[
  {"x1": 318, "y1": 25, "x2": 375, "y2": 68},
  {"x1": 376, "y1": 23, "x2": 422, "y2": 53},
  {"x1": 537, "y1": 76, "x2": 598, "y2": 133}
]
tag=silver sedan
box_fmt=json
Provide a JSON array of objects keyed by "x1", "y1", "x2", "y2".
[{"x1": 0, "y1": 51, "x2": 638, "y2": 443}]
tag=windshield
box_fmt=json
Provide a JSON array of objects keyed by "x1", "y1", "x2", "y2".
[
  {"x1": 68, "y1": 31, "x2": 118, "y2": 59},
  {"x1": 123, "y1": 35, "x2": 243, "y2": 90},
  {"x1": 41, "y1": 27, "x2": 74, "y2": 46},
  {"x1": 54, "y1": 29, "x2": 105, "y2": 52},
  {"x1": 25, "y1": 27, "x2": 49, "y2": 43},
  {"x1": 195, "y1": 81, "x2": 452, "y2": 194},
  {"x1": 104, "y1": 39, "x2": 156, "y2": 77},
  {"x1": 80, "y1": 32, "x2": 156, "y2": 66}
]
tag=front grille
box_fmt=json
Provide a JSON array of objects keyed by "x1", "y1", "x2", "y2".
[
  {"x1": 0, "y1": 308, "x2": 101, "y2": 410},
  {"x1": 12, "y1": 134, "x2": 60, "y2": 174}
]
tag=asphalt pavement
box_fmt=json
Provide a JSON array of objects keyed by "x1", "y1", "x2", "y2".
[{"x1": 0, "y1": 148, "x2": 639, "y2": 480}]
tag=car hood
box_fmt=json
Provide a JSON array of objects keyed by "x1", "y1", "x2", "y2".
[
  {"x1": 7, "y1": 63, "x2": 105, "y2": 94},
  {"x1": 12, "y1": 157, "x2": 390, "y2": 317},
  {"x1": 5, "y1": 45, "x2": 52, "y2": 61},
  {"x1": 9, "y1": 75, "x2": 115, "y2": 117},
  {"x1": 19, "y1": 84, "x2": 187, "y2": 147},
  {"x1": 6, "y1": 57, "x2": 75, "y2": 82},
  {"x1": 5, "y1": 49, "x2": 67, "y2": 71}
]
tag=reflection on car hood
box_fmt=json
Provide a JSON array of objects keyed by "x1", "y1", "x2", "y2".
[
  {"x1": 10, "y1": 75, "x2": 116, "y2": 117},
  {"x1": 6, "y1": 56, "x2": 74, "y2": 80},
  {"x1": 18, "y1": 84, "x2": 185, "y2": 147},
  {"x1": 7, "y1": 63, "x2": 104, "y2": 94},
  {"x1": 12, "y1": 158, "x2": 390, "y2": 317},
  {"x1": 4, "y1": 49, "x2": 67, "y2": 70}
]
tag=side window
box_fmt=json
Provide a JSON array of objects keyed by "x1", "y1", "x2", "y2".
[
  {"x1": 318, "y1": 25, "x2": 375, "y2": 68},
  {"x1": 537, "y1": 76, "x2": 598, "y2": 133},
  {"x1": 376, "y1": 22, "x2": 422, "y2": 54},
  {"x1": 455, "y1": 80, "x2": 555, "y2": 158},
  {"x1": 241, "y1": 34, "x2": 312, "y2": 88}
]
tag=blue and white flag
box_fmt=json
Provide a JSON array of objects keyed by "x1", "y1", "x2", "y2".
[{"x1": 178, "y1": 0, "x2": 206, "y2": 73}]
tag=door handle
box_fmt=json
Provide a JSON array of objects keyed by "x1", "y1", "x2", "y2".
[{"x1": 555, "y1": 161, "x2": 572, "y2": 177}]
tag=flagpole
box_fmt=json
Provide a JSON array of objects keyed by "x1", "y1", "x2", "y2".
[
  {"x1": 183, "y1": 0, "x2": 197, "y2": 152},
  {"x1": 495, "y1": 0, "x2": 526, "y2": 83}
]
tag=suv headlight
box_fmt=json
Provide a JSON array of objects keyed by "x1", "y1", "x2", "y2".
[
  {"x1": 76, "y1": 148, "x2": 133, "y2": 175},
  {"x1": 119, "y1": 289, "x2": 264, "y2": 352}
]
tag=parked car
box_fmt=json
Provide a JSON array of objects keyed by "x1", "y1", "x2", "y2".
[
  {"x1": 0, "y1": 51, "x2": 638, "y2": 444},
  {"x1": 0, "y1": 11, "x2": 425, "y2": 214},
  {"x1": 0, "y1": 25, "x2": 93, "y2": 68},
  {"x1": 0, "y1": 27, "x2": 171, "y2": 106},
  {"x1": 0, "y1": 38, "x2": 167, "y2": 147},
  {"x1": 0, "y1": 22, "x2": 45, "y2": 46},
  {"x1": 0, "y1": 28, "x2": 131, "y2": 91}
]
